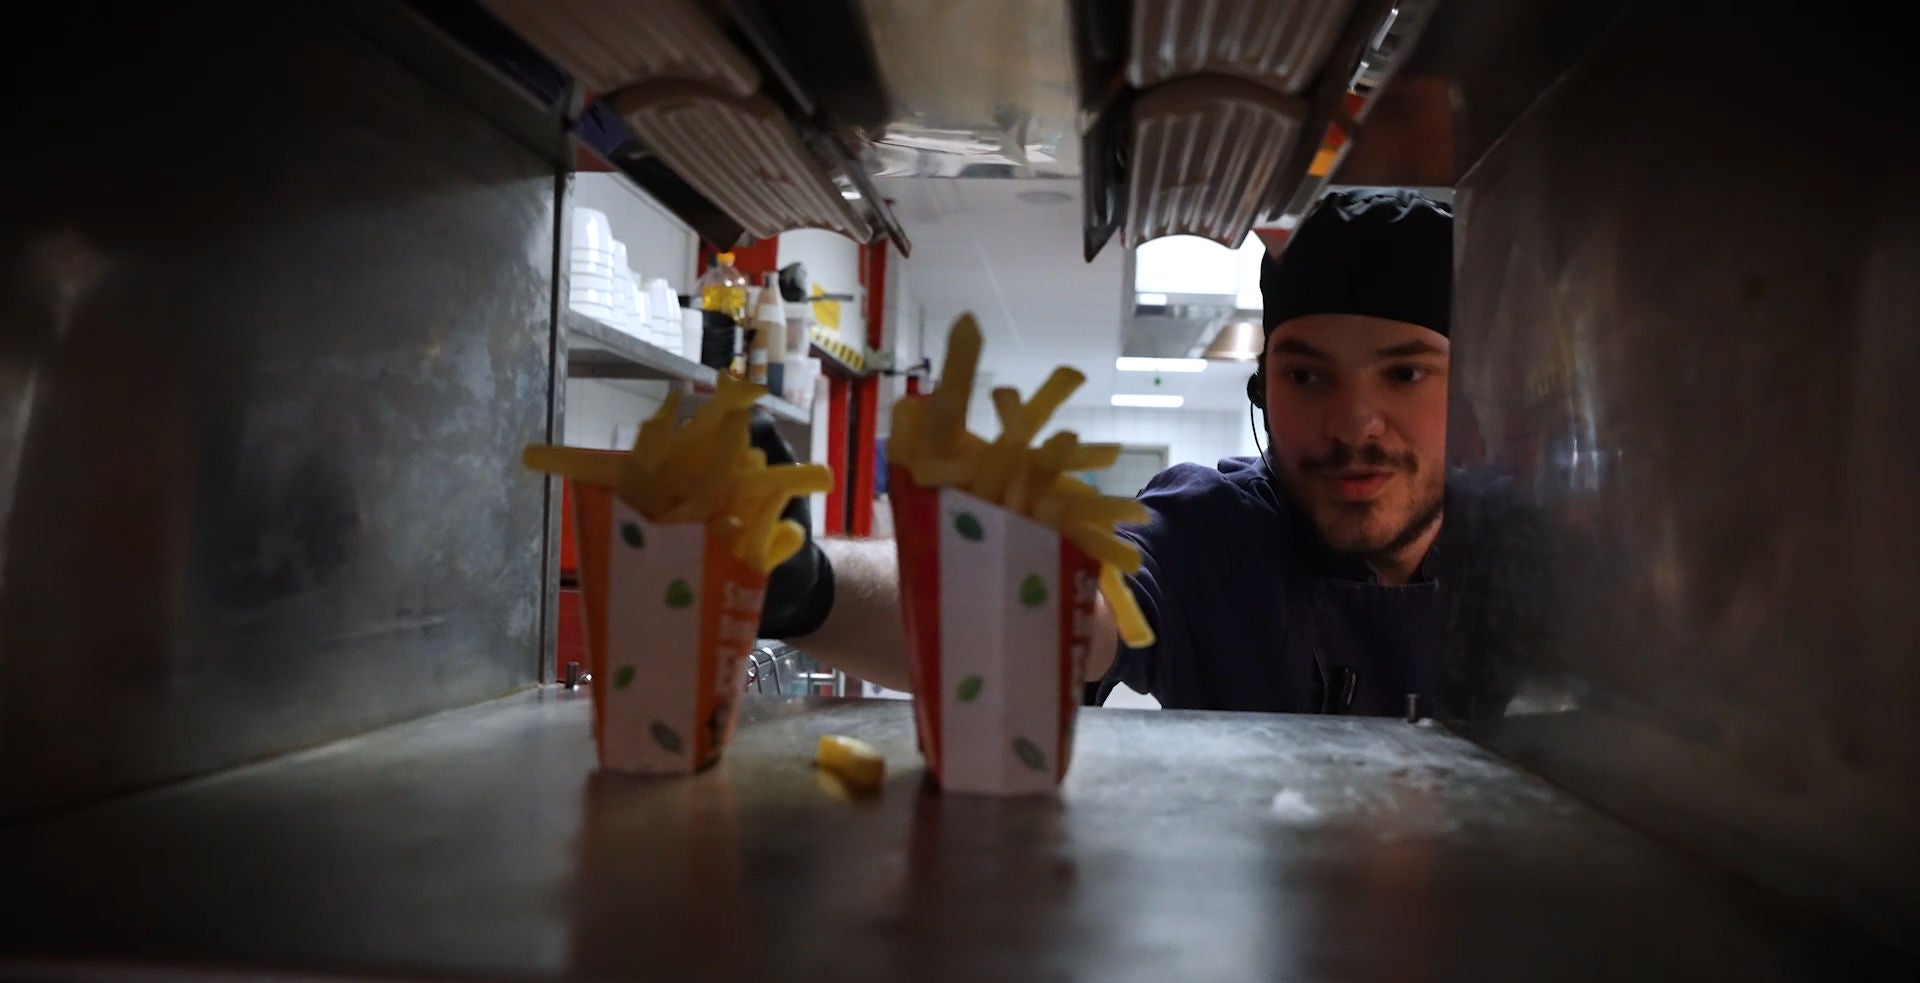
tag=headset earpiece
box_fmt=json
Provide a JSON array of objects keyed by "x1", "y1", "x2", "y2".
[{"x1": 1246, "y1": 372, "x2": 1265, "y2": 409}]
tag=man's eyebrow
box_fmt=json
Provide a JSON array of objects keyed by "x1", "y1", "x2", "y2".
[
  {"x1": 1269, "y1": 338, "x2": 1332, "y2": 360},
  {"x1": 1376, "y1": 340, "x2": 1448, "y2": 359}
]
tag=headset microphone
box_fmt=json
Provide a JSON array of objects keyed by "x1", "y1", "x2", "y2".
[{"x1": 1246, "y1": 371, "x2": 1277, "y2": 479}]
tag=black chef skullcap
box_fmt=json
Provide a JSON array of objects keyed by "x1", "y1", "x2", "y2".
[{"x1": 1261, "y1": 188, "x2": 1453, "y2": 338}]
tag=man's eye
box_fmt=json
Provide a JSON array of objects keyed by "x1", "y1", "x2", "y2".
[
  {"x1": 1387, "y1": 365, "x2": 1429, "y2": 384},
  {"x1": 1284, "y1": 368, "x2": 1321, "y2": 387}
]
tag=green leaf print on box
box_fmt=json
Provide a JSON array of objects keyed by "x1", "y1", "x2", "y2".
[
  {"x1": 664, "y1": 578, "x2": 695, "y2": 609},
  {"x1": 650, "y1": 720, "x2": 684, "y2": 753},
  {"x1": 956, "y1": 675, "x2": 984, "y2": 702},
  {"x1": 612, "y1": 665, "x2": 636, "y2": 689},
  {"x1": 1018, "y1": 574, "x2": 1048, "y2": 607},
  {"x1": 1012, "y1": 736, "x2": 1047, "y2": 772},
  {"x1": 953, "y1": 511, "x2": 984, "y2": 542},
  {"x1": 620, "y1": 521, "x2": 645, "y2": 548}
]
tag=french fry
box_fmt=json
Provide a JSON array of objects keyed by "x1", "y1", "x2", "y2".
[
  {"x1": 1018, "y1": 367, "x2": 1084, "y2": 440},
  {"x1": 816, "y1": 734, "x2": 884, "y2": 793},
  {"x1": 1032, "y1": 475, "x2": 1103, "y2": 524},
  {"x1": 1024, "y1": 437, "x2": 1089, "y2": 512},
  {"x1": 911, "y1": 458, "x2": 973, "y2": 486},
  {"x1": 1064, "y1": 526, "x2": 1145, "y2": 574},
  {"x1": 887, "y1": 313, "x2": 1157, "y2": 648},
  {"x1": 923, "y1": 314, "x2": 982, "y2": 451},
  {"x1": 1030, "y1": 431, "x2": 1078, "y2": 477},
  {"x1": 732, "y1": 463, "x2": 831, "y2": 500},
  {"x1": 662, "y1": 377, "x2": 758, "y2": 470},
  {"x1": 889, "y1": 397, "x2": 924, "y2": 463},
  {"x1": 737, "y1": 494, "x2": 783, "y2": 569},
  {"x1": 1031, "y1": 495, "x2": 1067, "y2": 526},
  {"x1": 1062, "y1": 444, "x2": 1123, "y2": 470},
  {"x1": 522, "y1": 375, "x2": 827, "y2": 575},
  {"x1": 521, "y1": 444, "x2": 627, "y2": 489},
  {"x1": 967, "y1": 438, "x2": 1027, "y2": 502},
  {"x1": 1004, "y1": 458, "x2": 1034, "y2": 514},
  {"x1": 631, "y1": 390, "x2": 683, "y2": 473},
  {"x1": 765, "y1": 520, "x2": 807, "y2": 569},
  {"x1": 1101, "y1": 564, "x2": 1154, "y2": 648},
  {"x1": 671, "y1": 409, "x2": 753, "y2": 521},
  {"x1": 989, "y1": 387, "x2": 1025, "y2": 434},
  {"x1": 1054, "y1": 494, "x2": 1150, "y2": 526}
]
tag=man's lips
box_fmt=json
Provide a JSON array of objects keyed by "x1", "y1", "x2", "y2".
[{"x1": 1316, "y1": 469, "x2": 1393, "y2": 501}]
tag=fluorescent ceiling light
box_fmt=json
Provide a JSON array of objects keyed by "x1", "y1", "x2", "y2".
[
  {"x1": 1111, "y1": 394, "x2": 1185, "y2": 408},
  {"x1": 1116, "y1": 357, "x2": 1207, "y2": 373}
]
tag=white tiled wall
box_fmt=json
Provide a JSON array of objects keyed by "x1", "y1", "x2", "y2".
[
  {"x1": 877, "y1": 243, "x2": 920, "y2": 430},
  {"x1": 564, "y1": 178, "x2": 839, "y2": 533},
  {"x1": 563, "y1": 379, "x2": 669, "y2": 450},
  {"x1": 572, "y1": 173, "x2": 697, "y2": 295},
  {"x1": 777, "y1": 229, "x2": 865, "y2": 342},
  {"x1": 563, "y1": 175, "x2": 690, "y2": 451},
  {"x1": 885, "y1": 246, "x2": 920, "y2": 370}
]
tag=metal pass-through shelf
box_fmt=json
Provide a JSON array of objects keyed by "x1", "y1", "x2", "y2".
[
  {"x1": 1, "y1": 691, "x2": 1894, "y2": 982},
  {"x1": 565, "y1": 309, "x2": 809, "y2": 425}
]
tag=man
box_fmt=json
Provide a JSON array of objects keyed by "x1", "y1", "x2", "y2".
[{"x1": 758, "y1": 189, "x2": 1470, "y2": 717}]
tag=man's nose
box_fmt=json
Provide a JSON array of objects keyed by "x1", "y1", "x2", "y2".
[{"x1": 1324, "y1": 386, "x2": 1387, "y2": 445}]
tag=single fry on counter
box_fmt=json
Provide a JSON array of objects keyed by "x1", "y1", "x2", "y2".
[
  {"x1": 887, "y1": 313, "x2": 1156, "y2": 796},
  {"x1": 815, "y1": 734, "x2": 885, "y2": 795},
  {"x1": 522, "y1": 376, "x2": 832, "y2": 775}
]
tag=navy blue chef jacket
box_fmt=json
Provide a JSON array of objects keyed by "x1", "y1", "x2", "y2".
[{"x1": 1100, "y1": 456, "x2": 1459, "y2": 716}]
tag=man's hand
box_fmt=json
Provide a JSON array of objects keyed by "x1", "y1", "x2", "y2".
[{"x1": 751, "y1": 410, "x2": 835, "y2": 638}]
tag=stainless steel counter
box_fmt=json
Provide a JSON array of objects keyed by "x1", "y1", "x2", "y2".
[{"x1": 1, "y1": 690, "x2": 1899, "y2": 982}]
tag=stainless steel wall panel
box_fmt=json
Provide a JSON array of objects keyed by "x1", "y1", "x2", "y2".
[
  {"x1": 1, "y1": 2, "x2": 560, "y2": 819},
  {"x1": 1448, "y1": 2, "x2": 1920, "y2": 946}
]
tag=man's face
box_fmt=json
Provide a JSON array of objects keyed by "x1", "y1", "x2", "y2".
[{"x1": 1262, "y1": 313, "x2": 1450, "y2": 561}]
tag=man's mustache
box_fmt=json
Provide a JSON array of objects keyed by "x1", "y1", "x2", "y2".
[{"x1": 1298, "y1": 442, "x2": 1417, "y2": 474}]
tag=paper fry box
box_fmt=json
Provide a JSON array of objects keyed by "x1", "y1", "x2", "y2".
[
  {"x1": 572, "y1": 476, "x2": 766, "y2": 774},
  {"x1": 889, "y1": 464, "x2": 1100, "y2": 795}
]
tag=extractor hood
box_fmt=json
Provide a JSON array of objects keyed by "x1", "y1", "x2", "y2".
[
  {"x1": 416, "y1": 0, "x2": 1440, "y2": 259},
  {"x1": 467, "y1": 0, "x2": 912, "y2": 253},
  {"x1": 1074, "y1": 0, "x2": 1442, "y2": 257}
]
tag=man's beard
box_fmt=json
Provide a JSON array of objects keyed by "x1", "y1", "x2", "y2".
[{"x1": 1277, "y1": 441, "x2": 1445, "y2": 563}]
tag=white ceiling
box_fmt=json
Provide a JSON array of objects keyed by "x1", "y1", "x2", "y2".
[{"x1": 878, "y1": 177, "x2": 1257, "y2": 412}]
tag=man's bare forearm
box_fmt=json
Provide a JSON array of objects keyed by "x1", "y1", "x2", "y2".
[
  {"x1": 793, "y1": 539, "x2": 913, "y2": 692},
  {"x1": 793, "y1": 538, "x2": 1124, "y2": 692}
]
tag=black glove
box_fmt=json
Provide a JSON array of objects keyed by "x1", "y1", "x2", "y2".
[{"x1": 750, "y1": 409, "x2": 836, "y2": 638}]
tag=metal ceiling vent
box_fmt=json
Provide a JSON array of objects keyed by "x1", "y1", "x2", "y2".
[
  {"x1": 1127, "y1": 0, "x2": 1357, "y2": 94},
  {"x1": 483, "y1": 0, "x2": 903, "y2": 250},
  {"x1": 614, "y1": 82, "x2": 872, "y2": 241},
  {"x1": 1076, "y1": 0, "x2": 1431, "y2": 256},
  {"x1": 483, "y1": 0, "x2": 762, "y2": 96},
  {"x1": 1124, "y1": 76, "x2": 1307, "y2": 246}
]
